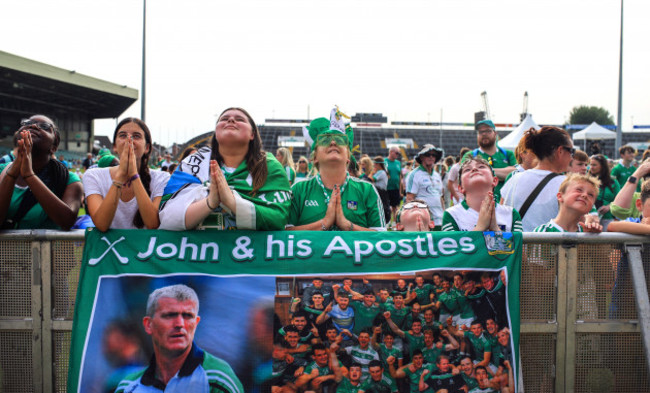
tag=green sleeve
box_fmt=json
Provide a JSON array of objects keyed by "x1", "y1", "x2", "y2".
[
  {"x1": 288, "y1": 181, "x2": 307, "y2": 226},
  {"x1": 441, "y1": 211, "x2": 459, "y2": 231},
  {"x1": 611, "y1": 191, "x2": 641, "y2": 220},
  {"x1": 511, "y1": 208, "x2": 522, "y2": 232},
  {"x1": 247, "y1": 157, "x2": 291, "y2": 230},
  {"x1": 365, "y1": 183, "x2": 386, "y2": 229},
  {"x1": 506, "y1": 150, "x2": 517, "y2": 166},
  {"x1": 68, "y1": 171, "x2": 81, "y2": 184}
]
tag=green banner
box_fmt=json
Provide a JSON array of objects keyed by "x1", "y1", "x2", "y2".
[{"x1": 69, "y1": 229, "x2": 522, "y2": 393}]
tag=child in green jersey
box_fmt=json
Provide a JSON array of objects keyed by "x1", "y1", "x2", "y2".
[{"x1": 533, "y1": 173, "x2": 602, "y2": 233}]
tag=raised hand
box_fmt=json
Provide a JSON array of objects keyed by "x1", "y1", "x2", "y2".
[{"x1": 18, "y1": 131, "x2": 34, "y2": 178}]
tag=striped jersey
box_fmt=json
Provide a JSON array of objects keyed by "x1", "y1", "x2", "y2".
[{"x1": 441, "y1": 200, "x2": 522, "y2": 232}]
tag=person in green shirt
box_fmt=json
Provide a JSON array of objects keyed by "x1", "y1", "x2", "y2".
[
  {"x1": 610, "y1": 145, "x2": 638, "y2": 187},
  {"x1": 461, "y1": 119, "x2": 516, "y2": 203},
  {"x1": 295, "y1": 343, "x2": 345, "y2": 392},
  {"x1": 358, "y1": 360, "x2": 398, "y2": 393},
  {"x1": 589, "y1": 154, "x2": 621, "y2": 229},
  {"x1": 336, "y1": 363, "x2": 363, "y2": 393},
  {"x1": 289, "y1": 114, "x2": 386, "y2": 231},
  {"x1": 276, "y1": 147, "x2": 297, "y2": 185},
  {"x1": 0, "y1": 115, "x2": 82, "y2": 230}
]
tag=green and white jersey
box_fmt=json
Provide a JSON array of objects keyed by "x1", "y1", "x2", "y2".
[
  {"x1": 462, "y1": 374, "x2": 480, "y2": 391},
  {"x1": 284, "y1": 165, "x2": 296, "y2": 185},
  {"x1": 403, "y1": 332, "x2": 425, "y2": 358},
  {"x1": 159, "y1": 148, "x2": 291, "y2": 230},
  {"x1": 386, "y1": 158, "x2": 402, "y2": 191},
  {"x1": 345, "y1": 345, "x2": 380, "y2": 379},
  {"x1": 403, "y1": 364, "x2": 435, "y2": 393},
  {"x1": 533, "y1": 219, "x2": 583, "y2": 233},
  {"x1": 413, "y1": 284, "x2": 434, "y2": 305},
  {"x1": 358, "y1": 373, "x2": 398, "y2": 393},
  {"x1": 441, "y1": 200, "x2": 522, "y2": 232},
  {"x1": 381, "y1": 303, "x2": 411, "y2": 329},
  {"x1": 462, "y1": 147, "x2": 517, "y2": 202},
  {"x1": 422, "y1": 345, "x2": 443, "y2": 365},
  {"x1": 463, "y1": 331, "x2": 492, "y2": 362},
  {"x1": 405, "y1": 167, "x2": 444, "y2": 225},
  {"x1": 611, "y1": 161, "x2": 637, "y2": 188},
  {"x1": 304, "y1": 359, "x2": 342, "y2": 376},
  {"x1": 452, "y1": 288, "x2": 475, "y2": 319},
  {"x1": 336, "y1": 377, "x2": 363, "y2": 393},
  {"x1": 350, "y1": 301, "x2": 382, "y2": 335},
  {"x1": 288, "y1": 174, "x2": 386, "y2": 230},
  {"x1": 437, "y1": 290, "x2": 460, "y2": 315}
]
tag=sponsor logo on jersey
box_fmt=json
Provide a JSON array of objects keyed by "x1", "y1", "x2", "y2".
[
  {"x1": 347, "y1": 201, "x2": 358, "y2": 210},
  {"x1": 305, "y1": 200, "x2": 319, "y2": 207}
]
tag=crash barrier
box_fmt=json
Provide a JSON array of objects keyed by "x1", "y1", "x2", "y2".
[{"x1": 0, "y1": 231, "x2": 649, "y2": 393}]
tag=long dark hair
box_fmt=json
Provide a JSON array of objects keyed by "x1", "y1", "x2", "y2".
[
  {"x1": 210, "y1": 107, "x2": 267, "y2": 196},
  {"x1": 523, "y1": 126, "x2": 571, "y2": 161},
  {"x1": 590, "y1": 154, "x2": 614, "y2": 188},
  {"x1": 113, "y1": 117, "x2": 152, "y2": 228}
]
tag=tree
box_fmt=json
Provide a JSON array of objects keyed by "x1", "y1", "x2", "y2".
[{"x1": 568, "y1": 106, "x2": 614, "y2": 125}]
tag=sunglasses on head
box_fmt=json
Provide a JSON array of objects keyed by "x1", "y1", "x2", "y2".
[
  {"x1": 316, "y1": 133, "x2": 349, "y2": 147},
  {"x1": 402, "y1": 201, "x2": 428, "y2": 210},
  {"x1": 21, "y1": 119, "x2": 54, "y2": 132}
]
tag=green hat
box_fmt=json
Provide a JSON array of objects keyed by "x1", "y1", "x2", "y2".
[
  {"x1": 98, "y1": 148, "x2": 111, "y2": 158},
  {"x1": 302, "y1": 107, "x2": 354, "y2": 151},
  {"x1": 97, "y1": 154, "x2": 119, "y2": 168},
  {"x1": 476, "y1": 119, "x2": 495, "y2": 130}
]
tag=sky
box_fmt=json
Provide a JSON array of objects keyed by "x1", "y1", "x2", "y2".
[{"x1": 2, "y1": 0, "x2": 649, "y2": 147}]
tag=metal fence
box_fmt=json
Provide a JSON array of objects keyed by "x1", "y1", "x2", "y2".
[{"x1": 0, "y1": 230, "x2": 649, "y2": 393}]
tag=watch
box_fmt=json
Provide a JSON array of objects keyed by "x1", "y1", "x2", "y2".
[{"x1": 628, "y1": 176, "x2": 638, "y2": 184}]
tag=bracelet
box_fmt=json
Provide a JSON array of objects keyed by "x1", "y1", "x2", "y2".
[
  {"x1": 206, "y1": 198, "x2": 217, "y2": 210},
  {"x1": 112, "y1": 181, "x2": 123, "y2": 189},
  {"x1": 5, "y1": 172, "x2": 17, "y2": 179},
  {"x1": 321, "y1": 220, "x2": 329, "y2": 231},
  {"x1": 125, "y1": 174, "x2": 140, "y2": 187},
  {"x1": 349, "y1": 221, "x2": 354, "y2": 231},
  {"x1": 23, "y1": 174, "x2": 35, "y2": 180}
]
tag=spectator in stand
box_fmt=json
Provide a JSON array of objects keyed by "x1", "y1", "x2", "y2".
[
  {"x1": 295, "y1": 156, "x2": 310, "y2": 183},
  {"x1": 385, "y1": 146, "x2": 403, "y2": 225},
  {"x1": 611, "y1": 145, "x2": 638, "y2": 189},
  {"x1": 83, "y1": 118, "x2": 169, "y2": 231},
  {"x1": 447, "y1": 147, "x2": 471, "y2": 207},
  {"x1": 501, "y1": 126, "x2": 575, "y2": 231},
  {"x1": 288, "y1": 109, "x2": 386, "y2": 231},
  {"x1": 159, "y1": 107, "x2": 291, "y2": 230},
  {"x1": 568, "y1": 150, "x2": 589, "y2": 175},
  {"x1": 405, "y1": 144, "x2": 445, "y2": 230},
  {"x1": 609, "y1": 179, "x2": 650, "y2": 233},
  {"x1": 504, "y1": 136, "x2": 538, "y2": 185},
  {"x1": 610, "y1": 159, "x2": 650, "y2": 221},
  {"x1": 0, "y1": 115, "x2": 83, "y2": 230},
  {"x1": 442, "y1": 157, "x2": 522, "y2": 232},
  {"x1": 160, "y1": 153, "x2": 174, "y2": 172},
  {"x1": 371, "y1": 156, "x2": 391, "y2": 223},
  {"x1": 0, "y1": 132, "x2": 19, "y2": 164},
  {"x1": 461, "y1": 120, "x2": 517, "y2": 203},
  {"x1": 276, "y1": 147, "x2": 296, "y2": 186},
  {"x1": 359, "y1": 156, "x2": 373, "y2": 182},
  {"x1": 441, "y1": 156, "x2": 455, "y2": 208},
  {"x1": 82, "y1": 152, "x2": 94, "y2": 170},
  {"x1": 589, "y1": 154, "x2": 621, "y2": 230}
]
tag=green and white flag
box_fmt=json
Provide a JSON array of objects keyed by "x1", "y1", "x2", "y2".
[{"x1": 69, "y1": 229, "x2": 522, "y2": 392}]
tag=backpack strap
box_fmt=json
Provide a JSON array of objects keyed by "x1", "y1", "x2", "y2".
[{"x1": 518, "y1": 173, "x2": 561, "y2": 219}]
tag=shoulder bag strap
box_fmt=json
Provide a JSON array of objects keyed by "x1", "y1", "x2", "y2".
[{"x1": 518, "y1": 173, "x2": 561, "y2": 219}]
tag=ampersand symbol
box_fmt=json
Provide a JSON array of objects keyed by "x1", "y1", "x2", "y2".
[{"x1": 232, "y1": 236, "x2": 254, "y2": 261}]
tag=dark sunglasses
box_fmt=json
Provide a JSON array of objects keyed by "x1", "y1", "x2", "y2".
[
  {"x1": 561, "y1": 146, "x2": 576, "y2": 157},
  {"x1": 21, "y1": 119, "x2": 54, "y2": 132}
]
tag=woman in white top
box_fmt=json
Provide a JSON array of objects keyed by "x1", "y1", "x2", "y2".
[
  {"x1": 83, "y1": 118, "x2": 169, "y2": 231},
  {"x1": 371, "y1": 156, "x2": 391, "y2": 221}
]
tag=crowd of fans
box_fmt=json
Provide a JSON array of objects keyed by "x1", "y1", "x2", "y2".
[{"x1": 3, "y1": 109, "x2": 650, "y2": 392}]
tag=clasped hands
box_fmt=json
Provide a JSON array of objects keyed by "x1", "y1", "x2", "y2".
[
  {"x1": 206, "y1": 160, "x2": 236, "y2": 213},
  {"x1": 322, "y1": 184, "x2": 353, "y2": 230},
  {"x1": 7, "y1": 130, "x2": 36, "y2": 180}
]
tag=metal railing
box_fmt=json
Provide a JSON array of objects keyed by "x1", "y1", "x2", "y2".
[{"x1": 0, "y1": 230, "x2": 649, "y2": 393}]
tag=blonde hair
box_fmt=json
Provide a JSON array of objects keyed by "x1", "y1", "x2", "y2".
[
  {"x1": 558, "y1": 173, "x2": 601, "y2": 194},
  {"x1": 360, "y1": 156, "x2": 374, "y2": 175},
  {"x1": 276, "y1": 147, "x2": 294, "y2": 168}
]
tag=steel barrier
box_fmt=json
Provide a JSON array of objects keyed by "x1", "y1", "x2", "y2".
[{"x1": 0, "y1": 230, "x2": 649, "y2": 393}]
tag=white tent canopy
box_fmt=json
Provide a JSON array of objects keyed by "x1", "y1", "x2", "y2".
[
  {"x1": 571, "y1": 122, "x2": 616, "y2": 150},
  {"x1": 498, "y1": 114, "x2": 541, "y2": 151}
]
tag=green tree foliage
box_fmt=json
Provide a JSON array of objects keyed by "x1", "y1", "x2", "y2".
[{"x1": 569, "y1": 106, "x2": 615, "y2": 125}]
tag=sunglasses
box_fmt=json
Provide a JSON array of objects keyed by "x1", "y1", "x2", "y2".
[
  {"x1": 316, "y1": 133, "x2": 349, "y2": 147},
  {"x1": 561, "y1": 146, "x2": 576, "y2": 157},
  {"x1": 298, "y1": 160, "x2": 308, "y2": 164},
  {"x1": 21, "y1": 119, "x2": 54, "y2": 132},
  {"x1": 402, "y1": 202, "x2": 428, "y2": 210}
]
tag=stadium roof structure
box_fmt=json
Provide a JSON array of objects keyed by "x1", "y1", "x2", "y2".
[{"x1": 0, "y1": 50, "x2": 138, "y2": 125}]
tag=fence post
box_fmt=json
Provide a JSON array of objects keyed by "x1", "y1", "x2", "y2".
[
  {"x1": 31, "y1": 239, "x2": 44, "y2": 393},
  {"x1": 625, "y1": 244, "x2": 650, "y2": 378}
]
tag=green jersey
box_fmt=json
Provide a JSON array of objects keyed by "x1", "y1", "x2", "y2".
[
  {"x1": 381, "y1": 303, "x2": 411, "y2": 329},
  {"x1": 386, "y1": 158, "x2": 402, "y2": 191},
  {"x1": 452, "y1": 288, "x2": 475, "y2": 319},
  {"x1": 304, "y1": 359, "x2": 342, "y2": 376},
  {"x1": 403, "y1": 364, "x2": 435, "y2": 393},
  {"x1": 534, "y1": 219, "x2": 583, "y2": 233},
  {"x1": 359, "y1": 374, "x2": 398, "y2": 393},
  {"x1": 337, "y1": 377, "x2": 363, "y2": 393},
  {"x1": 413, "y1": 284, "x2": 434, "y2": 305},
  {"x1": 596, "y1": 180, "x2": 621, "y2": 220},
  {"x1": 350, "y1": 301, "x2": 382, "y2": 335},
  {"x1": 378, "y1": 344, "x2": 402, "y2": 370},
  {"x1": 289, "y1": 174, "x2": 386, "y2": 230},
  {"x1": 461, "y1": 374, "x2": 480, "y2": 391},
  {"x1": 610, "y1": 161, "x2": 637, "y2": 188},
  {"x1": 463, "y1": 331, "x2": 492, "y2": 362},
  {"x1": 462, "y1": 147, "x2": 516, "y2": 202},
  {"x1": 437, "y1": 291, "x2": 459, "y2": 315},
  {"x1": 284, "y1": 165, "x2": 296, "y2": 185},
  {"x1": 442, "y1": 200, "x2": 522, "y2": 232},
  {"x1": 345, "y1": 345, "x2": 380, "y2": 379},
  {"x1": 422, "y1": 345, "x2": 443, "y2": 365},
  {"x1": 403, "y1": 332, "x2": 425, "y2": 358}
]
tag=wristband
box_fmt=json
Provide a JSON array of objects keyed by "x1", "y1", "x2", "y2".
[
  {"x1": 5, "y1": 172, "x2": 17, "y2": 179},
  {"x1": 125, "y1": 174, "x2": 140, "y2": 187},
  {"x1": 23, "y1": 174, "x2": 35, "y2": 180},
  {"x1": 112, "y1": 181, "x2": 123, "y2": 189},
  {"x1": 206, "y1": 198, "x2": 217, "y2": 210}
]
